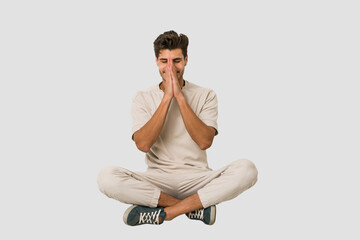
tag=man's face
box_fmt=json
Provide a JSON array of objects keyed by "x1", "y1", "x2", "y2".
[{"x1": 156, "y1": 48, "x2": 188, "y2": 82}]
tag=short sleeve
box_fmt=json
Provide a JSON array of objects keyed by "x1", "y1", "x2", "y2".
[
  {"x1": 131, "y1": 92, "x2": 151, "y2": 140},
  {"x1": 198, "y1": 90, "x2": 219, "y2": 136}
]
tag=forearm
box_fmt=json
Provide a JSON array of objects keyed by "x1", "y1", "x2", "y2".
[
  {"x1": 133, "y1": 95, "x2": 172, "y2": 152},
  {"x1": 175, "y1": 94, "x2": 215, "y2": 150}
]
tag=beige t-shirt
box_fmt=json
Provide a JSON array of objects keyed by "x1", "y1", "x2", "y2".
[{"x1": 131, "y1": 80, "x2": 218, "y2": 173}]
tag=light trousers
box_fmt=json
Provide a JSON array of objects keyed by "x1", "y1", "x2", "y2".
[{"x1": 97, "y1": 159, "x2": 258, "y2": 208}]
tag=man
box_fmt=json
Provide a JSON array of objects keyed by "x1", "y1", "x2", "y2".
[{"x1": 97, "y1": 30, "x2": 258, "y2": 226}]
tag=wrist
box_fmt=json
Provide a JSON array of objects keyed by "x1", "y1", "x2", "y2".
[
  {"x1": 174, "y1": 92, "x2": 185, "y2": 102},
  {"x1": 162, "y1": 94, "x2": 173, "y2": 103}
]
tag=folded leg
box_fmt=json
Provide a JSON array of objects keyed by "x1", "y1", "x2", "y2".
[
  {"x1": 97, "y1": 166, "x2": 163, "y2": 207},
  {"x1": 197, "y1": 159, "x2": 258, "y2": 208}
]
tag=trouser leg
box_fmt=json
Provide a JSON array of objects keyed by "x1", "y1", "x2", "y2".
[
  {"x1": 97, "y1": 166, "x2": 161, "y2": 208},
  {"x1": 197, "y1": 159, "x2": 258, "y2": 208}
]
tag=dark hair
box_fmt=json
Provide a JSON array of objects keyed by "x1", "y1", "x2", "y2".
[{"x1": 153, "y1": 30, "x2": 189, "y2": 59}]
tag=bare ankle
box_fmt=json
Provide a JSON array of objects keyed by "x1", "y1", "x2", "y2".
[
  {"x1": 164, "y1": 207, "x2": 176, "y2": 221},
  {"x1": 158, "y1": 192, "x2": 181, "y2": 207}
]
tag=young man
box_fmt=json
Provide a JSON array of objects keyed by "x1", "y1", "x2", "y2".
[{"x1": 97, "y1": 30, "x2": 258, "y2": 226}]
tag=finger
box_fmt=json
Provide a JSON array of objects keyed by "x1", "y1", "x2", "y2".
[
  {"x1": 168, "y1": 67, "x2": 173, "y2": 82},
  {"x1": 171, "y1": 66, "x2": 177, "y2": 81},
  {"x1": 166, "y1": 63, "x2": 171, "y2": 78},
  {"x1": 170, "y1": 66, "x2": 176, "y2": 81},
  {"x1": 167, "y1": 70, "x2": 172, "y2": 83},
  {"x1": 171, "y1": 71, "x2": 178, "y2": 85},
  {"x1": 168, "y1": 62, "x2": 174, "y2": 78}
]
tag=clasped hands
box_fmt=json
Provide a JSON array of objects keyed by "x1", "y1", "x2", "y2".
[{"x1": 163, "y1": 59, "x2": 183, "y2": 99}]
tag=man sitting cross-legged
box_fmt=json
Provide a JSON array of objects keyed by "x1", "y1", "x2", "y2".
[{"x1": 97, "y1": 30, "x2": 258, "y2": 226}]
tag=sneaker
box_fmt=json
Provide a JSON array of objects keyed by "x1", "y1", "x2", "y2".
[
  {"x1": 186, "y1": 205, "x2": 216, "y2": 225},
  {"x1": 123, "y1": 205, "x2": 166, "y2": 226}
]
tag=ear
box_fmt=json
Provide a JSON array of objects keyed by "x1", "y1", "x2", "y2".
[
  {"x1": 184, "y1": 55, "x2": 188, "y2": 66},
  {"x1": 155, "y1": 57, "x2": 159, "y2": 66}
]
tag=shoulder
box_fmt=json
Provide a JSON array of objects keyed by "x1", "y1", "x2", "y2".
[
  {"x1": 132, "y1": 83, "x2": 161, "y2": 102},
  {"x1": 186, "y1": 81, "x2": 216, "y2": 95},
  {"x1": 185, "y1": 81, "x2": 217, "y2": 100}
]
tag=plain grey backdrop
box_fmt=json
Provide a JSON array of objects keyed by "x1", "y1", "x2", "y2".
[{"x1": 1, "y1": 0, "x2": 359, "y2": 239}]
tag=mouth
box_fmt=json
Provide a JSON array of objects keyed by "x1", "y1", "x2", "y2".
[{"x1": 162, "y1": 71, "x2": 180, "y2": 74}]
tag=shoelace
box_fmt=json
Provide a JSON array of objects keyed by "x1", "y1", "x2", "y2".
[
  {"x1": 139, "y1": 209, "x2": 162, "y2": 224},
  {"x1": 188, "y1": 209, "x2": 204, "y2": 220}
]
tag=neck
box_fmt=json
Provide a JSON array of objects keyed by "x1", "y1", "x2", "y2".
[
  {"x1": 159, "y1": 79, "x2": 185, "y2": 91},
  {"x1": 179, "y1": 79, "x2": 185, "y2": 88}
]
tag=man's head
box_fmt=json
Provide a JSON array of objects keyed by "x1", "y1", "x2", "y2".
[
  {"x1": 153, "y1": 30, "x2": 189, "y2": 59},
  {"x1": 154, "y1": 30, "x2": 189, "y2": 82}
]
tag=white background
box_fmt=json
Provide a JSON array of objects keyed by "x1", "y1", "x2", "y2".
[{"x1": 1, "y1": 0, "x2": 359, "y2": 239}]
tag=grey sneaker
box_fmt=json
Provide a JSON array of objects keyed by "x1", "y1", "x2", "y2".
[
  {"x1": 123, "y1": 205, "x2": 166, "y2": 226},
  {"x1": 186, "y1": 205, "x2": 216, "y2": 225}
]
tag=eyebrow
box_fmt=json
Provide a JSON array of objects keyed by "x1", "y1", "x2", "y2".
[{"x1": 159, "y1": 58, "x2": 182, "y2": 61}]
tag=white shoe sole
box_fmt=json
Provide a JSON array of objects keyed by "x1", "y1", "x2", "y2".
[{"x1": 209, "y1": 205, "x2": 216, "y2": 225}]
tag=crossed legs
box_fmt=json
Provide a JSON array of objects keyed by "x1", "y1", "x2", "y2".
[
  {"x1": 158, "y1": 192, "x2": 203, "y2": 220},
  {"x1": 97, "y1": 159, "x2": 258, "y2": 223}
]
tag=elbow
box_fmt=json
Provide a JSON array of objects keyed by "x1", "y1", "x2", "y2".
[
  {"x1": 198, "y1": 127, "x2": 216, "y2": 150},
  {"x1": 136, "y1": 142, "x2": 151, "y2": 153},
  {"x1": 133, "y1": 132, "x2": 151, "y2": 153},
  {"x1": 199, "y1": 140, "x2": 212, "y2": 150}
]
